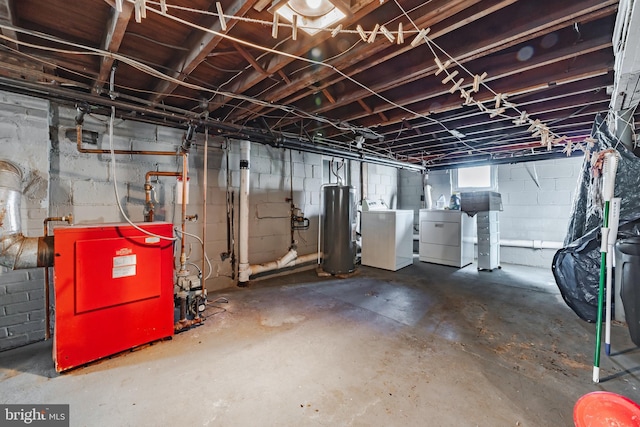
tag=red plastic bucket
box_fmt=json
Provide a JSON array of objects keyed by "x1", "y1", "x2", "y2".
[{"x1": 574, "y1": 391, "x2": 640, "y2": 426}]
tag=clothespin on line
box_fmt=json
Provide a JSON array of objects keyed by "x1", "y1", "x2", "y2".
[
  {"x1": 216, "y1": 2, "x2": 227, "y2": 31},
  {"x1": 367, "y1": 24, "x2": 380, "y2": 43},
  {"x1": 134, "y1": 0, "x2": 146, "y2": 23}
]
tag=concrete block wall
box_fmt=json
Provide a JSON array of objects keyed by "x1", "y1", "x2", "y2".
[
  {"x1": 364, "y1": 163, "x2": 398, "y2": 208},
  {"x1": 397, "y1": 157, "x2": 584, "y2": 267},
  {"x1": 498, "y1": 156, "x2": 583, "y2": 267},
  {"x1": 240, "y1": 143, "x2": 321, "y2": 267},
  {"x1": 398, "y1": 169, "x2": 452, "y2": 230},
  {"x1": 0, "y1": 91, "x2": 50, "y2": 351},
  {"x1": 0, "y1": 91, "x2": 325, "y2": 352}
]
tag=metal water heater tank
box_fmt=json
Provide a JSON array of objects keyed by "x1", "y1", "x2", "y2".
[{"x1": 323, "y1": 185, "x2": 356, "y2": 274}]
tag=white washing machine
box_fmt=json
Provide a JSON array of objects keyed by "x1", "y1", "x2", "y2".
[{"x1": 361, "y1": 209, "x2": 414, "y2": 271}]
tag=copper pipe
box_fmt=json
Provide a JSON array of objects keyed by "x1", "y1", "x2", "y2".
[
  {"x1": 76, "y1": 124, "x2": 184, "y2": 157},
  {"x1": 43, "y1": 215, "x2": 72, "y2": 340},
  {"x1": 145, "y1": 171, "x2": 182, "y2": 182},
  {"x1": 179, "y1": 153, "x2": 188, "y2": 272},
  {"x1": 144, "y1": 171, "x2": 181, "y2": 222},
  {"x1": 202, "y1": 128, "x2": 208, "y2": 292}
]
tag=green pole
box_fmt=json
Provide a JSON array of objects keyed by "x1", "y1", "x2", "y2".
[{"x1": 594, "y1": 200, "x2": 610, "y2": 383}]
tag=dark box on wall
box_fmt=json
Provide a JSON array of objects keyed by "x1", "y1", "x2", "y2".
[{"x1": 460, "y1": 191, "x2": 503, "y2": 213}]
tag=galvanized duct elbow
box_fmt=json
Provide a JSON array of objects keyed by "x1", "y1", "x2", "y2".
[{"x1": 0, "y1": 161, "x2": 54, "y2": 270}]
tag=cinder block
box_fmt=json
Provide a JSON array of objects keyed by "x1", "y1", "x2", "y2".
[
  {"x1": 251, "y1": 156, "x2": 272, "y2": 174},
  {"x1": 289, "y1": 150, "x2": 306, "y2": 163},
  {"x1": 538, "y1": 190, "x2": 571, "y2": 205},
  {"x1": 4, "y1": 300, "x2": 44, "y2": 316},
  {"x1": 0, "y1": 328, "x2": 7, "y2": 339},
  {"x1": 248, "y1": 234, "x2": 290, "y2": 256},
  {"x1": 505, "y1": 191, "x2": 536, "y2": 206},
  {"x1": 229, "y1": 170, "x2": 241, "y2": 188},
  {"x1": 270, "y1": 159, "x2": 285, "y2": 176},
  {"x1": 72, "y1": 180, "x2": 119, "y2": 205},
  {"x1": 0, "y1": 334, "x2": 30, "y2": 351},
  {"x1": 27, "y1": 330, "x2": 45, "y2": 343},
  {"x1": 27, "y1": 269, "x2": 44, "y2": 281},
  {"x1": 7, "y1": 320, "x2": 44, "y2": 336},
  {"x1": 309, "y1": 191, "x2": 320, "y2": 206},
  {"x1": 523, "y1": 178, "x2": 556, "y2": 192},
  {"x1": 28, "y1": 289, "x2": 44, "y2": 301},
  {"x1": 537, "y1": 161, "x2": 578, "y2": 178},
  {"x1": 71, "y1": 205, "x2": 124, "y2": 224},
  {"x1": 284, "y1": 177, "x2": 304, "y2": 192},
  {"x1": 258, "y1": 174, "x2": 282, "y2": 190},
  {"x1": 0, "y1": 313, "x2": 29, "y2": 328},
  {"x1": 0, "y1": 292, "x2": 28, "y2": 305},
  {"x1": 303, "y1": 177, "x2": 322, "y2": 192},
  {"x1": 256, "y1": 202, "x2": 290, "y2": 219},
  {"x1": 253, "y1": 217, "x2": 289, "y2": 237},
  {"x1": 58, "y1": 156, "x2": 110, "y2": 180},
  {"x1": 0, "y1": 271, "x2": 30, "y2": 285},
  {"x1": 0, "y1": 91, "x2": 49, "y2": 110},
  {"x1": 312, "y1": 164, "x2": 322, "y2": 179},
  {"x1": 498, "y1": 179, "x2": 525, "y2": 192},
  {"x1": 29, "y1": 309, "x2": 45, "y2": 321},
  {"x1": 0, "y1": 286, "x2": 5, "y2": 296},
  {"x1": 554, "y1": 176, "x2": 580, "y2": 191},
  {"x1": 293, "y1": 162, "x2": 306, "y2": 178}
]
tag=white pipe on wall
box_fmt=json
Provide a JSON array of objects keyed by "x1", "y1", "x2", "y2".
[
  {"x1": 238, "y1": 140, "x2": 251, "y2": 285},
  {"x1": 248, "y1": 248, "x2": 318, "y2": 276},
  {"x1": 248, "y1": 249, "x2": 296, "y2": 276},
  {"x1": 468, "y1": 237, "x2": 564, "y2": 250}
]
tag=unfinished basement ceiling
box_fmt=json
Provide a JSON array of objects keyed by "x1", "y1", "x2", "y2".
[{"x1": 0, "y1": 0, "x2": 624, "y2": 169}]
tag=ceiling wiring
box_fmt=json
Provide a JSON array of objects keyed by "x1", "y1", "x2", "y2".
[
  {"x1": 141, "y1": 3, "x2": 469, "y2": 149},
  {"x1": 0, "y1": 25, "x2": 364, "y2": 135}
]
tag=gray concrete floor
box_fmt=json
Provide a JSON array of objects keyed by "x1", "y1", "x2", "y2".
[{"x1": 1, "y1": 258, "x2": 639, "y2": 426}]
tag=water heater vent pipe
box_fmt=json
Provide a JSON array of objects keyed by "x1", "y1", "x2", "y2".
[
  {"x1": 0, "y1": 160, "x2": 54, "y2": 270},
  {"x1": 238, "y1": 140, "x2": 251, "y2": 285}
]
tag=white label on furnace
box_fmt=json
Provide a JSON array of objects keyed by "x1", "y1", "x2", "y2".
[
  {"x1": 113, "y1": 265, "x2": 136, "y2": 279},
  {"x1": 113, "y1": 254, "x2": 136, "y2": 267}
]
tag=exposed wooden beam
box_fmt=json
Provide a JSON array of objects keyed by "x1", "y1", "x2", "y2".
[
  {"x1": 357, "y1": 99, "x2": 373, "y2": 114},
  {"x1": 227, "y1": 0, "x2": 482, "y2": 122},
  {"x1": 390, "y1": 101, "x2": 608, "y2": 153},
  {"x1": 322, "y1": 89, "x2": 336, "y2": 104},
  {"x1": 148, "y1": 0, "x2": 257, "y2": 104},
  {"x1": 304, "y1": 26, "x2": 613, "y2": 137},
  {"x1": 377, "y1": 74, "x2": 613, "y2": 141},
  {"x1": 0, "y1": 0, "x2": 18, "y2": 50},
  {"x1": 215, "y1": 0, "x2": 388, "y2": 114},
  {"x1": 232, "y1": 41, "x2": 268, "y2": 75},
  {"x1": 93, "y1": 1, "x2": 134, "y2": 94},
  {"x1": 282, "y1": 3, "x2": 616, "y2": 127},
  {"x1": 357, "y1": 49, "x2": 614, "y2": 129},
  {"x1": 278, "y1": 70, "x2": 291, "y2": 85}
]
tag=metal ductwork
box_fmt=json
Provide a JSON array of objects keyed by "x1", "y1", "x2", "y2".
[{"x1": 0, "y1": 160, "x2": 54, "y2": 269}]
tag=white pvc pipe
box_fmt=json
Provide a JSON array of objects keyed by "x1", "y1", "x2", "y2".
[
  {"x1": 249, "y1": 248, "x2": 299, "y2": 276},
  {"x1": 493, "y1": 239, "x2": 563, "y2": 250},
  {"x1": 247, "y1": 250, "x2": 319, "y2": 278},
  {"x1": 238, "y1": 140, "x2": 251, "y2": 284}
]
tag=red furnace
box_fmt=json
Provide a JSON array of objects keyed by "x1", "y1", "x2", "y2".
[{"x1": 53, "y1": 222, "x2": 174, "y2": 372}]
